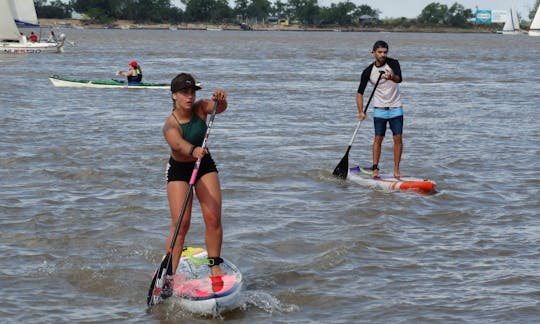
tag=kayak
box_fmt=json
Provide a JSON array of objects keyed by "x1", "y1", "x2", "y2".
[
  {"x1": 48, "y1": 75, "x2": 169, "y2": 89},
  {"x1": 348, "y1": 166, "x2": 436, "y2": 194},
  {"x1": 168, "y1": 247, "x2": 244, "y2": 315}
]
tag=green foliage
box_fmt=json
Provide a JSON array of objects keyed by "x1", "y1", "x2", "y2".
[
  {"x1": 70, "y1": 0, "x2": 183, "y2": 23},
  {"x1": 354, "y1": 4, "x2": 379, "y2": 18},
  {"x1": 417, "y1": 2, "x2": 472, "y2": 27},
  {"x1": 418, "y1": 2, "x2": 448, "y2": 25},
  {"x1": 446, "y1": 2, "x2": 473, "y2": 27},
  {"x1": 35, "y1": 0, "x2": 71, "y2": 18},
  {"x1": 33, "y1": 0, "x2": 485, "y2": 29},
  {"x1": 288, "y1": 0, "x2": 320, "y2": 25},
  {"x1": 235, "y1": 0, "x2": 249, "y2": 17},
  {"x1": 71, "y1": 0, "x2": 123, "y2": 19},
  {"x1": 183, "y1": 0, "x2": 233, "y2": 23},
  {"x1": 212, "y1": 0, "x2": 234, "y2": 22},
  {"x1": 85, "y1": 7, "x2": 114, "y2": 24},
  {"x1": 247, "y1": 0, "x2": 272, "y2": 21},
  {"x1": 271, "y1": 0, "x2": 288, "y2": 18},
  {"x1": 383, "y1": 17, "x2": 413, "y2": 28}
]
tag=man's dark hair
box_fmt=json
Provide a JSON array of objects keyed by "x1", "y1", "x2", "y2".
[{"x1": 372, "y1": 40, "x2": 389, "y2": 52}]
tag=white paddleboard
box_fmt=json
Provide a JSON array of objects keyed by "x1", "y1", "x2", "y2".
[
  {"x1": 169, "y1": 247, "x2": 243, "y2": 315},
  {"x1": 348, "y1": 166, "x2": 436, "y2": 193}
]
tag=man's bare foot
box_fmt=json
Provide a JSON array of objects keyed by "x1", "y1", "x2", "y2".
[{"x1": 372, "y1": 168, "x2": 380, "y2": 178}]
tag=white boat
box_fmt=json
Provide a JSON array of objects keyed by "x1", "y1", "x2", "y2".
[
  {"x1": 9, "y1": 0, "x2": 38, "y2": 26},
  {"x1": 501, "y1": 7, "x2": 521, "y2": 35},
  {"x1": 530, "y1": 5, "x2": 540, "y2": 36},
  {"x1": 1, "y1": 0, "x2": 65, "y2": 54}
]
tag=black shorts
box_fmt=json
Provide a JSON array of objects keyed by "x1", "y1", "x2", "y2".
[{"x1": 166, "y1": 154, "x2": 218, "y2": 183}]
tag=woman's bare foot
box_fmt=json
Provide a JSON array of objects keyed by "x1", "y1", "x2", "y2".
[{"x1": 210, "y1": 265, "x2": 225, "y2": 277}]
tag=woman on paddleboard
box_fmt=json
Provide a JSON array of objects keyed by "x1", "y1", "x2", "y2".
[
  {"x1": 161, "y1": 73, "x2": 228, "y2": 296},
  {"x1": 117, "y1": 61, "x2": 142, "y2": 83},
  {"x1": 356, "y1": 40, "x2": 403, "y2": 178}
]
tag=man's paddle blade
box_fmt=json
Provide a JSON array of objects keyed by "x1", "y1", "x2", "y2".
[
  {"x1": 333, "y1": 151, "x2": 349, "y2": 179},
  {"x1": 147, "y1": 253, "x2": 172, "y2": 306}
]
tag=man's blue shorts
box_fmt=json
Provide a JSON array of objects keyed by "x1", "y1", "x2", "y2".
[{"x1": 373, "y1": 107, "x2": 403, "y2": 136}]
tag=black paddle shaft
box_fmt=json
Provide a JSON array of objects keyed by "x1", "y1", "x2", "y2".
[
  {"x1": 333, "y1": 70, "x2": 385, "y2": 179},
  {"x1": 362, "y1": 70, "x2": 386, "y2": 114}
]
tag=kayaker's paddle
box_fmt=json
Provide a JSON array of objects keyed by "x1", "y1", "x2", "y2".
[
  {"x1": 333, "y1": 70, "x2": 385, "y2": 179},
  {"x1": 147, "y1": 100, "x2": 220, "y2": 306}
]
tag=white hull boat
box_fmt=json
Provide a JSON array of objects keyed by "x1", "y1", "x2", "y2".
[
  {"x1": 2, "y1": 39, "x2": 64, "y2": 54},
  {"x1": 501, "y1": 7, "x2": 522, "y2": 35},
  {"x1": 1, "y1": 0, "x2": 65, "y2": 54}
]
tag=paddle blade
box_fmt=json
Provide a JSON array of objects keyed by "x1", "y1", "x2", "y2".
[
  {"x1": 147, "y1": 253, "x2": 172, "y2": 306},
  {"x1": 333, "y1": 147, "x2": 350, "y2": 179}
]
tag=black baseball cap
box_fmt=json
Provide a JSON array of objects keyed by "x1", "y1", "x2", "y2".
[{"x1": 170, "y1": 73, "x2": 202, "y2": 92}]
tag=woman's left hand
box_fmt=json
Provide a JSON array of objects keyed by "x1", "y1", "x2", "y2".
[{"x1": 212, "y1": 89, "x2": 227, "y2": 102}]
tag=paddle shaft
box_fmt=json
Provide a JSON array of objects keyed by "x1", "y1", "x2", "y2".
[
  {"x1": 332, "y1": 70, "x2": 385, "y2": 179},
  {"x1": 348, "y1": 70, "x2": 385, "y2": 146}
]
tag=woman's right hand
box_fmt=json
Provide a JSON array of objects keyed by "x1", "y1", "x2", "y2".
[{"x1": 191, "y1": 146, "x2": 207, "y2": 159}]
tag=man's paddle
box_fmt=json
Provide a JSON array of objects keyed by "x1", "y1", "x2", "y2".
[
  {"x1": 333, "y1": 70, "x2": 385, "y2": 179},
  {"x1": 147, "y1": 100, "x2": 220, "y2": 306}
]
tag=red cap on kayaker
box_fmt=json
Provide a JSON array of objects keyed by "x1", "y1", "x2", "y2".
[{"x1": 129, "y1": 61, "x2": 138, "y2": 67}]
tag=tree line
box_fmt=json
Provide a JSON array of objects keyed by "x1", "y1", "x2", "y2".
[{"x1": 34, "y1": 0, "x2": 539, "y2": 28}]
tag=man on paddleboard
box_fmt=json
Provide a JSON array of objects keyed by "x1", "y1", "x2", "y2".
[
  {"x1": 357, "y1": 40, "x2": 403, "y2": 178},
  {"x1": 161, "y1": 73, "x2": 228, "y2": 297}
]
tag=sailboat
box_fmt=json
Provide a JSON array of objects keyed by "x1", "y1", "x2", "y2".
[
  {"x1": 530, "y1": 5, "x2": 540, "y2": 36},
  {"x1": 10, "y1": 0, "x2": 39, "y2": 26},
  {"x1": 501, "y1": 7, "x2": 521, "y2": 35},
  {"x1": 1, "y1": 0, "x2": 65, "y2": 54}
]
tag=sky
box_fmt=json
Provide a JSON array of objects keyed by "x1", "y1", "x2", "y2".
[{"x1": 172, "y1": 0, "x2": 538, "y2": 20}]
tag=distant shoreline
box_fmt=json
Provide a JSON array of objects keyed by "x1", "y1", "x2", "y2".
[{"x1": 39, "y1": 18, "x2": 500, "y2": 34}]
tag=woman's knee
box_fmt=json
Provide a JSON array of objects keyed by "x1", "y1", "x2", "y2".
[
  {"x1": 204, "y1": 212, "x2": 222, "y2": 230},
  {"x1": 170, "y1": 218, "x2": 190, "y2": 233}
]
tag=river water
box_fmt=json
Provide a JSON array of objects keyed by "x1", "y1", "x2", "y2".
[{"x1": 1, "y1": 29, "x2": 539, "y2": 323}]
